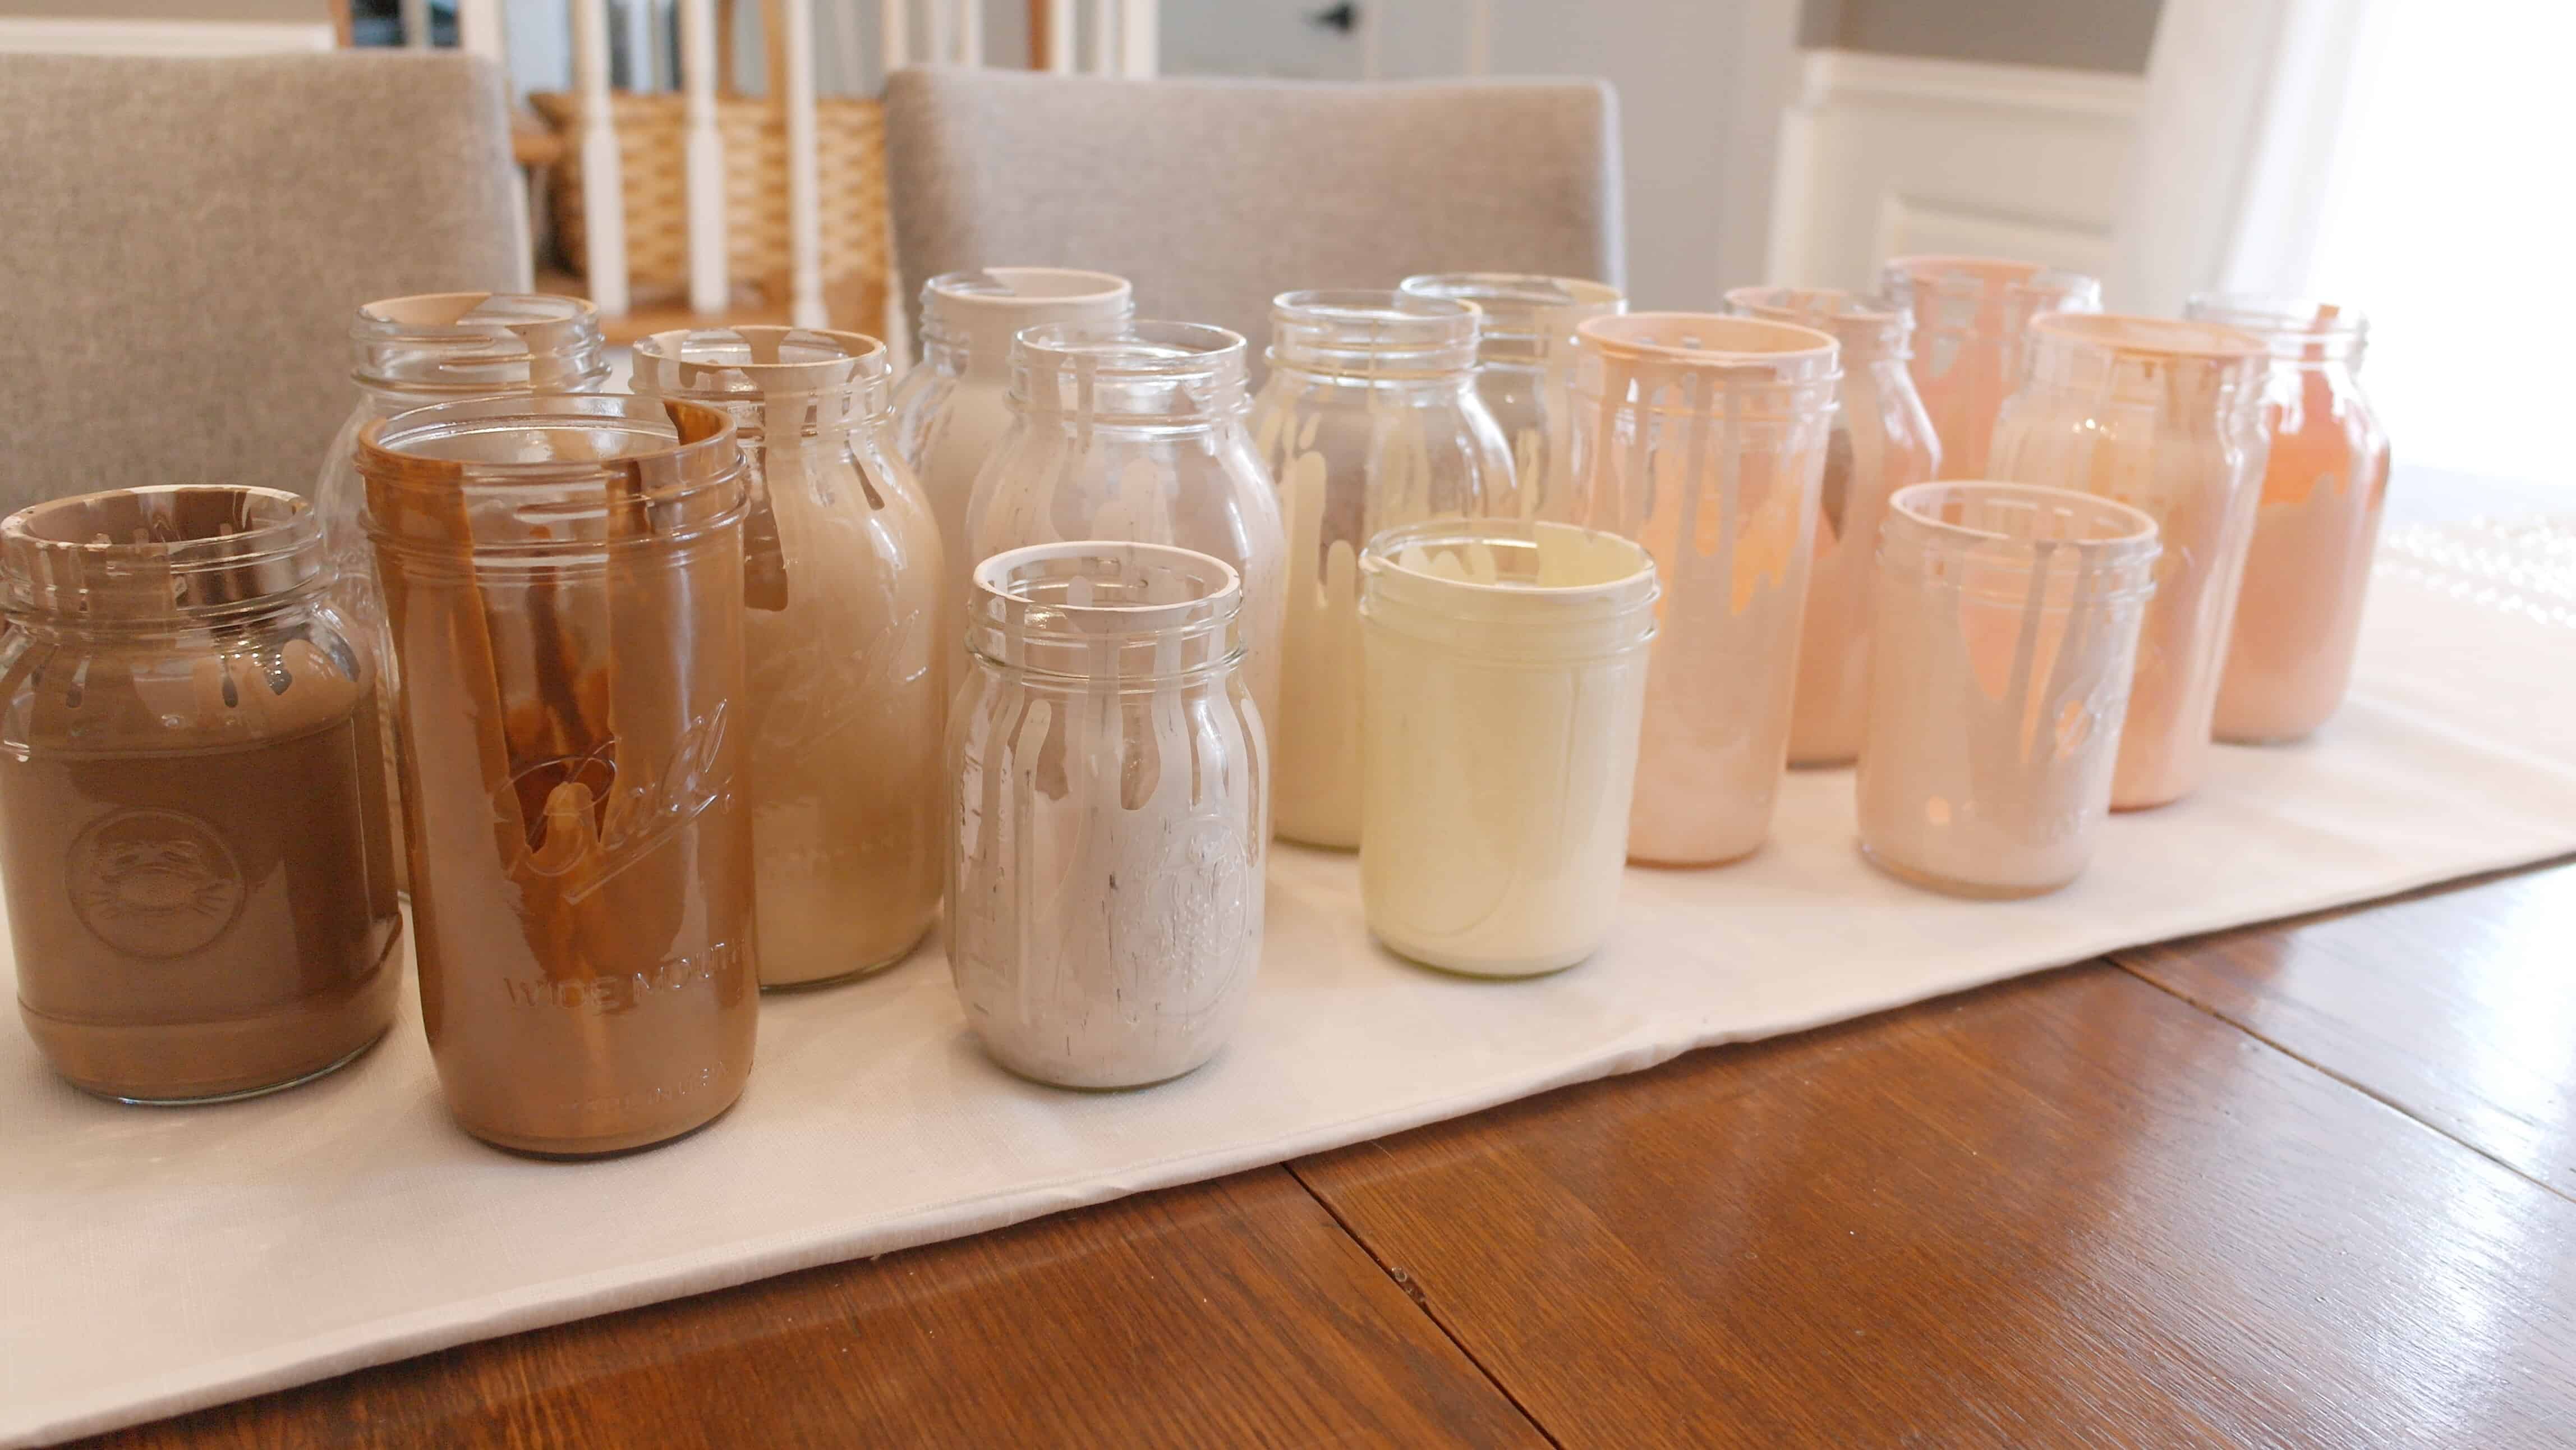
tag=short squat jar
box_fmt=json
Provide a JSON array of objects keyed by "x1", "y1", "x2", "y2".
[
  {"x1": 967, "y1": 320, "x2": 1287, "y2": 734},
  {"x1": 633, "y1": 327, "x2": 946, "y2": 989},
  {"x1": 1879, "y1": 256, "x2": 2099, "y2": 480},
  {"x1": 888, "y1": 267, "x2": 1134, "y2": 635},
  {"x1": 1250, "y1": 289, "x2": 1512, "y2": 848},
  {"x1": 360, "y1": 395, "x2": 758, "y2": 1156},
  {"x1": 1726, "y1": 286, "x2": 1942, "y2": 765},
  {"x1": 1988, "y1": 314, "x2": 2269, "y2": 810},
  {"x1": 1571, "y1": 313, "x2": 1839, "y2": 866},
  {"x1": 1359, "y1": 520, "x2": 1657, "y2": 976},
  {"x1": 1398, "y1": 273, "x2": 1625, "y2": 523},
  {"x1": 948, "y1": 542, "x2": 1265, "y2": 1090},
  {"x1": 2183, "y1": 296, "x2": 2391, "y2": 744},
  {"x1": 1857, "y1": 483, "x2": 2160, "y2": 898},
  {"x1": 0, "y1": 488, "x2": 403, "y2": 1103}
]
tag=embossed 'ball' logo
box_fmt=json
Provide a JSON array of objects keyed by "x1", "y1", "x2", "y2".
[{"x1": 69, "y1": 809, "x2": 246, "y2": 959}]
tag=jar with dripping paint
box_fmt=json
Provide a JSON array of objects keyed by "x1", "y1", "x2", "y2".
[
  {"x1": 887, "y1": 268, "x2": 1135, "y2": 638},
  {"x1": 1879, "y1": 256, "x2": 2099, "y2": 480},
  {"x1": 631, "y1": 327, "x2": 945, "y2": 990},
  {"x1": 1725, "y1": 286, "x2": 1941, "y2": 767},
  {"x1": 1398, "y1": 273, "x2": 1625, "y2": 524},
  {"x1": 1569, "y1": 313, "x2": 1839, "y2": 866},
  {"x1": 965, "y1": 320, "x2": 1285, "y2": 736},
  {"x1": 1987, "y1": 314, "x2": 2269, "y2": 810},
  {"x1": 1359, "y1": 520, "x2": 1657, "y2": 977},
  {"x1": 947, "y1": 542, "x2": 1264, "y2": 1090},
  {"x1": 1249, "y1": 289, "x2": 1512, "y2": 850},
  {"x1": 1857, "y1": 483, "x2": 2160, "y2": 897},
  {"x1": 2182, "y1": 295, "x2": 2391, "y2": 744}
]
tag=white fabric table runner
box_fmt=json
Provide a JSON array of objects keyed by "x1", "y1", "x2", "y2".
[{"x1": 6, "y1": 520, "x2": 2573, "y2": 1447}]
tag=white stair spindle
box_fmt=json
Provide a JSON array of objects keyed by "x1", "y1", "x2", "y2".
[
  {"x1": 572, "y1": 0, "x2": 631, "y2": 318},
  {"x1": 956, "y1": 0, "x2": 983, "y2": 65},
  {"x1": 456, "y1": 0, "x2": 505, "y2": 59},
  {"x1": 680, "y1": 0, "x2": 729, "y2": 316},
  {"x1": 1044, "y1": 0, "x2": 1074, "y2": 73},
  {"x1": 399, "y1": 0, "x2": 430, "y2": 48},
  {"x1": 1086, "y1": 0, "x2": 1115, "y2": 75},
  {"x1": 1116, "y1": 0, "x2": 1152, "y2": 76},
  {"x1": 881, "y1": 0, "x2": 910, "y2": 71},
  {"x1": 924, "y1": 0, "x2": 950, "y2": 69},
  {"x1": 780, "y1": 0, "x2": 828, "y2": 329}
]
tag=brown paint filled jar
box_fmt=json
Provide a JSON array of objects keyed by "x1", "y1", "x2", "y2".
[
  {"x1": 359, "y1": 394, "x2": 758, "y2": 1156},
  {"x1": 0, "y1": 487, "x2": 404, "y2": 1103}
]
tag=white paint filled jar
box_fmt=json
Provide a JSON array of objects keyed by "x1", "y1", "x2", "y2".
[
  {"x1": 1358, "y1": 521, "x2": 1658, "y2": 977},
  {"x1": 948, "y1": 542, "x2": 1266, "y2": 1088}
]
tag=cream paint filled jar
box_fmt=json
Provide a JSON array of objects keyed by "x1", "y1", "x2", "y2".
[
  {"x1": 947, "y1": 542, "x2": 1266, "y2": 1089},
  {"x1": 1359, "y1": 521, "x2": 1656, "y2": 977},
  {"x1": 1398, "y1": 273, "x2": 1626, "y2": 524},
  {"x1": 1857, "y1": 483, "x2": 2160, "y2": 898}
]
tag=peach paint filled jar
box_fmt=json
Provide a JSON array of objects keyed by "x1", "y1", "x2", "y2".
[
  {"x1": 1726, "y1": 286, "x2": 1941, "y2": 765},
  {"x1": 1988, "y1": 314, "x2": 2269, "y2": 810},
  {"x1": 1570, "y1": 313, "x2": 1838, "y2": 865},
  {"x1": 1857, "y1": 483, "x2": 2160, "y2": 897},
  {"x1": 1879, "y1": 256, "x2": 2099, "y2": 480},
  {"x1": 2183, "y1": 296, "x2": 2391, "y2": 743}
]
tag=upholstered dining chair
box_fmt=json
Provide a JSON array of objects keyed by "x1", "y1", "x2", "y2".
[
  {"x1": 0, "y1": 53, "x2": 526, "y2": 513},
  {"x1": 882, "y1": 66, "x2": 1625, "y2": 355}
]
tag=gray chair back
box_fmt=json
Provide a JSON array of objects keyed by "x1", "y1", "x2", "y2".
[
  {"x1": 0, "y1": 52, "x2": 526, "y2": 512},
  {"x1": 884, "y1": 66, "x2": 1623, "y2": 355}
]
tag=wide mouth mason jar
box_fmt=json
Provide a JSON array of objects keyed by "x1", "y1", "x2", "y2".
[
  {"x1": 358, "y1": 393, "x2": 758, "y2": 1157},
  {"x1": 1879, "y1": 255, "x2": 2101, "y2": 480},
  {"x1": 631, "y1": 326, "x2": 947, "y2": 992},
  {"x1": 1859, "y1": 481, "x2": 2161, "y2": 898},
  {"x1": 2181, "y1": 295, "x2": 2390, "y2": 745},
  {"x1": 949, "y1": 540, "x2": 1266, "y2": 1090},
  {"x1": 0, "y1": 487, "x2": 403, "y2": 1104},
  {"x1": 1358, "y1": 519, "x2": 1657, "y2": 978},
  {"x1": 1399, "y1": 273, "x2": 1626, "y2": 523}
]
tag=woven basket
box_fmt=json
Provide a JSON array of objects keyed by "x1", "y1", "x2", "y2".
[{"x1": 529, "y1": 89, "x2": 890, "y2": 326}]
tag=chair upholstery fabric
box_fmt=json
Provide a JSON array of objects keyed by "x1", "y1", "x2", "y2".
[
  {"x1": 0, "y1": 53, "x2": 526, "y2": 512},
  {"x1": 884, "y1": 66, "x2": 1624, "y2": 355}
]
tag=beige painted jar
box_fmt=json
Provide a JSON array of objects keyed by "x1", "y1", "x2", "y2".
[
  {"x1": 1879, "y1": 256, "x2": 2099, "y2": 480},
  {"x1": 1359, "y1": 520, "x2": 1656, "y2": 976},
  {"x1": 1399, "y1": 273, "x2": 1626, "y2": 524},
  {"x1": 1857, "y1": 483, "x2": 2160, "y2": 898},
  {"x1": 1570, "y1": 313, "x2": 1839, "y2": 866},
  {"x1": 1988, "y1": 314, "x2": 2269, "y2": 810}
]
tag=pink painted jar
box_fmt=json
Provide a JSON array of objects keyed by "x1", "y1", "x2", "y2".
[
  {"x1": 1988, "y1": 314, "x2": 2270, "y2": 810},
  {"x1": 1570, "y1": 313, "x2": 1838, "y2": 865},
  {"x1": 1726, "y1": 286, "x2": 1941, "y2": 766},
  {"x1": 1879, "y1": 256, "x2": 2099, "y2": 480},
  {"x1": 2183, "y1": 296, "x2": 2391, "y2": 743}
]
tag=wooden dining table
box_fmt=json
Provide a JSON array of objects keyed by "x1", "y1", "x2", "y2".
[{"x1": 76, "y1": 480, "x2": 2576, "y2": 1449}]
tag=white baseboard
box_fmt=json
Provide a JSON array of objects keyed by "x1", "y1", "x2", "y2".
[
  {"x1": 0, "y1": 17, "x2": 337, "y2": 56},
  {"x1": 1765, "y1": 49, "x2": 2144, "y2": 292}
]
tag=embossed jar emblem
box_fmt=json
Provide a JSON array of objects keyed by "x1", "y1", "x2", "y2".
[{"x1": 68, "y1": 808, "x2": 247, "y2": 958}]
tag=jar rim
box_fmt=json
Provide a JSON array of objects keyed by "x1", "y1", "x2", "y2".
[
  {"x1": 2028, "y1": 311, "x2": 2267, "y2": 362},
  {"x1": 1361, "y1": 520, "x2": 1657, "y2": 607},
  {"x1": 2182, "y1": 293, "x2": 2370, "y2": 346},
  {"x1": 1887, "y1": 481, "x2": 2161, "y2": 564},
  {"x1": 349, "y1": 291, "x2": 609, "y2": 392},
  {"x1": 2, "y1": 485, "x2": 321, "y2": 620},
  {"x1": 973, "y1": 540, "x2": 1243, "y2": 628},
  {"x1": 1577, "y1": 311, "x2": 1841, "y2": 380},
  {"x1": 1396, "y1": 273, "x2": 1624, "y2": 341},
  {"x1": 922, "y1": 267, "x2": 1134, "y2": 313},
  {"x1": 1722, "y1": 286, "x2": 1911, "y2": 350},
  {"x1": 1880, "y1": 255, "x2": 2101, "y2": 301},
  {"x1": 358, "y1": 394, "x2": 746, "y2": 552},
  {"x1": 1013, "y1": 319, "x2": 1249, "y2": 376},
  {"x1": 631, "y1": 325, "x2": 890, "y2": 402}
]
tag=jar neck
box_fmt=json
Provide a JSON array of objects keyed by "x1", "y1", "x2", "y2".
[
  {"x1": 918, "y1": 269, "x2": 1136, "y2": 385},
  {"x1": 967, "y1": 542, "x2": 1243, "y2": 685},
  {"x1": 1397, "y1": 275, "x2": 1625, "y2": 372},
  {"x1": 1267, "y1": 290, "x2": 1481, "y2": 379},
  {"x1": 629, "y1": 326, "x2": 890, "y2": 453},
  {"x1": 2, "y1": 487, "x2": 324, "y2": 624},
  {"x1": 1724, "y1": 287, "x2": 1911, "y2": 364},
  {"x1": 1882, "y1": 259, "x2": 2101, "y2": 334},
  {"x1": 2021, "y1": 320, "x2": 2266, "y2": 409},
  {"x1": 2182, "y1": 296, "x2": 2370, "y2": 370},
  {"x1": 1010, "y1": 322, "x2": 1251, "y2": 428},
  {"x1": 348, "y1": 292, "x2": 609, "y2": 396}
]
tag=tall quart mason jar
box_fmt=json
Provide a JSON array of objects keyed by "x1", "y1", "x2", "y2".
[
  {"x1": 1250, "y1": 289, "x2": 1512, "y2": 848},
  {"x1": 313, "y1": 293, "x2": 609, "y2": 886},
  {"x1": 2182, "y1": 296, "x2": 2391, "y2": 744},
  {"x1": 1397, "y1": 273, "x2": 1625, "y2": 522},
  {"x1": 1725, "y1": 286, "x2": 1941, "y2": 766},
  {"x1": 1570, "y1": 313, "x2": 1839, "y2": 866},
  {"x1": 1879, "y1": 256, "x2": 2099, "y2": 480},
  {"x1": 887, "y1": 268, "x2": 1134, "y2": 634},
  {"x1": 631, "y1": 327, "x2": 946, "y2": 989},
  {"x1": 965, "y1": 320, "x2": 1286, "y2": 734},
  {"x1": 948, "y1": 542, "x2": 1265, "y2": 1090},
  {"x1": 1988, "y1": 314, "x2": 2270, "y2": 810}
]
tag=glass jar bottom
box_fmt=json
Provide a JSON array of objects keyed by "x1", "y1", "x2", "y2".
[
  {"x1": 1859, "y1": 839, "x2": 2077, "y2": 900},
  {"x1": 1373, "y1": 932, "x2": 1597, "y2": 980},
  {"x1": 758, "y1": 924, "x2": 935, "y2": 993},
  {"x1": 24, "y1": 946, "x2": 402, "y2": 1104}
]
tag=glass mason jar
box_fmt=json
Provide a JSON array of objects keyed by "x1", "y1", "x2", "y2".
[
  {"x1": 314, "y1": 293, "x2": 610, "y2": 889},
  {"x1": 0, "y1": 487, "x2": 402, "y2": 1103},
  {"x1": 1397, "y1": 273, "x2": 1626, "y2": 522},
  {"x1": 1857, "y1": 483, "x2": 2160, "y2": 898},
  {"x1": 948, "y1": 542, "x2": 1265, "y2": 1089},
  {"x1": 1989, "y1": 314, "x2": 2270, "y2": 810},
  {"x1": 1879, "y1": 256, "x2": 2100, "y2": 480},
  {"x1": 631, "y1": 327, "x2": 946, "y2": 990},
  {"x1": 2183, "y1": 296, "x2": 2392, "y2": 744},
  {"x1": 1359, "y1": 520, "x2": 1657, "y2": 978},
  {"x1": 1250, "y1": 289, "x2": 1512, "y2": 848},
  {"x1": 1570, "y1": 313, "x2": 1839, "y2": 866},
  {"x1": 966, "y1": 320, "x2": 1287, "y2": 737},
  {"x1": 358, "y1": 395, "x2": 757, "y2": 1156},
  {"x1": 887, "y1": 268, "x2": 1134, "y2": 634},
  {"x1": 1726, "y1": 286, "x2": 1942, "y2": 766}
]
